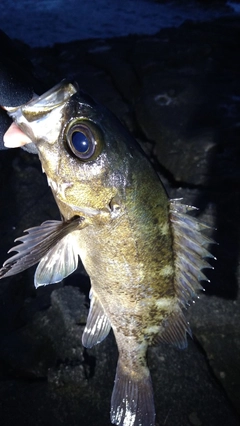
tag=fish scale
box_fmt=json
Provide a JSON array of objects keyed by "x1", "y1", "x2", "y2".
[{"x1": 0, "y1": 80, "x2": 214, "y2": 426}]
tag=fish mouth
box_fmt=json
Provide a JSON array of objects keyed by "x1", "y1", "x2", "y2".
[
  {"x1": 3, "y1": 80, "x2": 79, "y2": 154},
  {"x1": 5, "y1": 80, "x2": 78, "y2": 118}
]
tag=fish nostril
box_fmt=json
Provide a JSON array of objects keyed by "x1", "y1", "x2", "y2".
[{"x1": 109, "y1": 196, "x2": 121, "y2": 215}]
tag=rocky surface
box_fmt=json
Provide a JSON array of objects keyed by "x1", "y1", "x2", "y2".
[{"x1": 0, "y1": 16, "x2": 240, "y2": 426}]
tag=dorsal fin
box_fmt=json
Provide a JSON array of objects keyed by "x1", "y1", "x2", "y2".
[
  {"x1": 152, "y1": 199, "x2": 215, "y2": 350},
  {"x1": 153, "y1": 309, "x2": 192, "y2": 349},
  {"x1": 169, "y1": 199, "x2": 215, "y2": 307}
]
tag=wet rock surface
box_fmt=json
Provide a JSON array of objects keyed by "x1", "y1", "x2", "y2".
[{"x1": 0, "y1": 16, "x2": 240, "y2": 426}]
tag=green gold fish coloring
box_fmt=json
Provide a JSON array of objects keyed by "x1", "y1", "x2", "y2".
[{"x1": 0, "y1": 81, "x2": 214, "y2": 426}]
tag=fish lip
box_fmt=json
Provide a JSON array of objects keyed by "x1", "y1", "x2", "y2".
[
  {"x1": 3, "y1": 80, "x2": 79, "y2": 149},
  {"x1": 23, "y1": 79, "x2": 78, "y2": 110},
  {"x1": 4, "y1": 79, "x2": 79, "y2": 116}
]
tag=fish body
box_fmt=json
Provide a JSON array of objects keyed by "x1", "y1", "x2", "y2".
[{"x1": 0, "y1": 81, "x2": 214, "y2": 426}]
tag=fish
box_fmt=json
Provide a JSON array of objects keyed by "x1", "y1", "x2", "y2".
[{"x1": 0, "y1": 80, "x2": 214, "y2": 426}]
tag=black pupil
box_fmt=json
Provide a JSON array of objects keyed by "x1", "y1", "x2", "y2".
[{"x1": 72, "y1": 131, "x2": 89, "y2": 153}]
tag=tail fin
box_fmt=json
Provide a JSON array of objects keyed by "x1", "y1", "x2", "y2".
[{"x1": 110, "y1": 360, "x2": 155, "y2": 426}]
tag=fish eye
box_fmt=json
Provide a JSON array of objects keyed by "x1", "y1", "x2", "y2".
[
  {"x1": 66, "y1": 121, "x2": 103, "y2": 161},
  {"x1": 71, "y1": 129, "x2": 95, "y2": 158}
]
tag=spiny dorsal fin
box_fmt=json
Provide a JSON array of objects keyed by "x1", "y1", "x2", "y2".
[
  {"x1": 0, "y1": 217, "x2": 83, "y2": 280},
  {"x1": 82, "y1": 291, "x2": 111, "y2": 348},
  {"x1": 169, "y1": 198, "x2": 215, "y2": 307}
]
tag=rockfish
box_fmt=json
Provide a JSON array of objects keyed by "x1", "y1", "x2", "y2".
[{"x1": 0, "y1": 81, "x2": 214, "y2": 426}]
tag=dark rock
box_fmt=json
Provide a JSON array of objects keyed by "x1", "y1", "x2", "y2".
[{"x1": 0, "y1": 286, "x2": 88, "y2": 378}]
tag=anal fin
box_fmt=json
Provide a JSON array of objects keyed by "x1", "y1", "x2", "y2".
[{"x1": 82, "y1": 292, "x2": 111, "y2": 348}]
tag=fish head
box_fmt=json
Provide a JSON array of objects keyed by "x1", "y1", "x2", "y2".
[{"x1": 7, "y1": 80, "x2": 137, "y2": 221}]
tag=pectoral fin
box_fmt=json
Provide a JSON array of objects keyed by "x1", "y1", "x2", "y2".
[
  {"x1": 0, "y1": 216, "x2": 83, "y2": 281},
  {"x1": 82, "y1": 291, "x2": 111, "y2": 348},
  {"x1": 34, "y1": 232, "x2": 82, "y2": 287}
]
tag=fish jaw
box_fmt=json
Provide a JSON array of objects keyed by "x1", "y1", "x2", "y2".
[
  {"x1": 5, "y1": 80, "x2": 77, "y2": 149},
  {"x1": 5, "y1": 80, "x2": 78, "y2": 122}
]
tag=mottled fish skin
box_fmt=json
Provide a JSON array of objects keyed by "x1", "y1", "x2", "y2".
[{"x1": 0, "y1": 81, "x2": 214, "y2": 426}]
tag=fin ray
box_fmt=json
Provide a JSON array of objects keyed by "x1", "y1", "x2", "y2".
[
  {"x1": 0, "y1": 217, "x2": 83, "y2": 279},
  {"x1": 153, "y1": 309, "x2": 191, "y2": 349},
  {"x1": 169, "y1": 199, "x2": 215, "y2": 307},
  {"x1": 111, "y1": 361, "x2": 155, "y2": 426},
  {"x1": 82, "y1": 292, "x2": 111, "y2": 348},
  {"x1": 34, "y1": 232, "x2": 81, "y2": 287}
]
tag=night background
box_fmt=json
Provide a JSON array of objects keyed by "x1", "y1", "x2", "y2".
[{"x1": 0, "y1": 1, "x2": 240, "y2": 425}]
